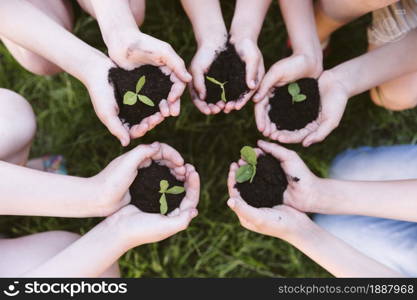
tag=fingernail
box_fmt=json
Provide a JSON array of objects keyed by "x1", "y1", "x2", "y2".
[
  {"x1": 227, "y1": 198, "x2": 235, "y2": 208},
  {"x1": 185, "y1": 72, "x2": 192, "y2": 82},
  {"x1": 254, "y1": 93, "x2": 260, "y2": 100},
  {"x1": 191, "y1": 209, "x2": 198, "y2": 218},
  {"x1": 121, "y1": 138, "x2": 129, "y2": 147},
  {"x1": 151, "y1": 142, "x2": 159, "y2": 148},
  {"x1": 250, "y1": 80, "x2": 256, "y2": 89}
]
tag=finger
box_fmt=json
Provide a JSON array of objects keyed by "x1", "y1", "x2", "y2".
[
  {"x1": 302, "y1": 120, "x2": 336, "y2": 147},
  {"x1": 227, "y1": 197, "x2": 261, "y2": 223},
  {"x1": 227, "y1": 162, "x2": 240, "y2": 198},
  {"x1": 130, "y1": 122, "x2": 149, "y2": 139},
  {"x1": 257, "y1": 140, "x2": 299, "y2": 163},
  {"x1": 208, "y1": 103, "x2": 222, "y2": 114},
  {"x1": 224, "y1": 101, "x2": 236, "y2": 114},
  {"x1": 159, "y1": 99, "x2": 170, "y2": 117},
  {"x1": 168, "y1": 77, "x2": 186, "y2": 103},
  {"x1": 277, "y1": 122, "x2": 319, "y2": 144},
  {"x1": 235, "y1": 92, "x2": 253, "y2": 110},
  {"x1": 191, "y1": 68, "x2": 206, "y2": 100},
  {"x1": 193, "y1": 98, "x2": 211, "y2": 115},
  {"x1": 157, "y1": 143, "x2": 184, "y2": 167},
  {"x1": 254, "y1": 98, "x2": 268, "y2": 132},
  {"x1": 119, "y1": 142, "x2": 161, "y2": 172},
  {"x1": 168, "y1": 99, "x2": 181, "y2": 117},
  {"x1": 147, "y1": 112, "x2": 164, "y2": 130},
  {"x1": 163, "y1": 49, "x2": 192, "y2": 83},
  {"x1": 165, "y1": 208, "x2": 198, "y2": 232},
  {"x1": 101, "y1": 114, "x2": 130, "y2": 146},
  {"x1": 253, "y1": 69, "x2": 280, "y2": 102},
  {"x1": 245, "y1": 57, "x2": 259, "y2": 90},
  {"x1": 181, "y1": 164, "x2": 200, "y2": 210}
]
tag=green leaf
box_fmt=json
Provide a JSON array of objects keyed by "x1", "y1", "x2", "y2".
[
  {"x1": 138, "y1": 94, "x2": 155, "y2": 107},
  {"x1": 159, "y1": 180, "x2": 169, "y2": 193},
  {"x1": 288, "y1": 82, "x2": 300, "y2": 97},
  {"x1": 206, "y1": 76, "x2": 223, "y2": 86},
  {"x1": 123, "y1": 91, "x2": 138, "y2": 105},
  {"x1": 136, "y1": 76, "x2": 146, "y2": 93},
  {"x1": 235, "y1": 164, "x2": 255, "y2": 183},
  {"x1": 159, "y1": 193, "x2": 168, "y2": 215},
  {"x1": 221, "y1": 87, "x2": 227, "y2": 102},
  {"x1": 293, "y1": 94, "x2": 307, "y2": 102},
  {"x1": 240, "y1": 146, "x2": 257, "y2": 166},
  {"x1": 166, "y1": 186, "x2": 185, "y2": 194}
]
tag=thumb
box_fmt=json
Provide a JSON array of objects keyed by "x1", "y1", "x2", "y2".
[
  {"x1": 100, "y1": 114, "x2": 130, "y2": 147},
  {"x1": 245, "y1": 57, "x2": 259, "y2": 90},
  {"x1": 163, "y1": 208, "x2": 198, "y2": 234}
]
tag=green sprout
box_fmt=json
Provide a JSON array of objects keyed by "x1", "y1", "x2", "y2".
[
  {"x1": 159, "y1": 179, "x2": 185, "y2": 215},
  {"x1": 235, "y1": 146, "x2": 257, "y2": 183},
  {"x1": 123, "y1": 75, "x2": 155, "y2": 106},
  {"x1": 288, "y1": 82, "x2": 307, "y2": 104},
  {"x1": 206, "y1": 76, "x2": 228, "y2": 102}
]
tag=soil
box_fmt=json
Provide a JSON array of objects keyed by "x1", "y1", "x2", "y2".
[
  {"x1": 108, "y1": 65, "x2": 172, "y2": 127},
  {"x1": 130, "y1": 161, "x2": 184, "y2": 214},
  {"x1": 235, "y1": 154, "x2": 288, "y2": 208},
  {"x1": 205, "y1": 42, "x2": 249, "y2": 104},
  {"x1": 268, "y1": 78, "x2": 320, "y2": 131}
]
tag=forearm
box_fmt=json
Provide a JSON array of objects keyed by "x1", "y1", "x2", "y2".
[
  {"x1": 318, "y1": 178, "x2": 417, "y2": 222},
  {"x1": 180, "y1": 0, "x2": 227, "y2": 47},
  {"x1": 289, "y1": 220, "x2": 403, "y2": 277},
  {"x1": 330, "y1": 29, "x2": 417, "y2": 97},
  {"x1": 88, "y1": 0, "x2": 139, "y2": 47},
  {"x1": 0, "y1": 0, "x2": 108, "y2": 83},
  {"x1": 0, "y1": 161, "x2": 99, "y2": 217},
  {"x1": 279, "y1": 0, "x2": 321, "y2": 56},
  {"x1": 24, "y1": 219, "x2": 126, "y2": 277},
  {"x1": 230, "y1": 0, "x2": 272, "y2": 42}
]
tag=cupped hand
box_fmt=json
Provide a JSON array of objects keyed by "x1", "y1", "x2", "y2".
[
  {"x1": 129, "y1": 66, "x2": 183, "y2": 139},
  {"x1": 256, "y1": 140, "x2": 322, "y2": 213},
  {"x1": 90, "y1": 142, "x2": 161, "y2": 216},
  {"x1": 222, "y1": 36, "x2": 265, "y2": 114},
  {"x1": 189, "y1": 36, "x2": 228, "y2": 115}
]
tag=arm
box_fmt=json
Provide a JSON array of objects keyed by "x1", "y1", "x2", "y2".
[
  {"x1": 0, "y1": 0, "x2": 130, "y2": 145},
  {"x1": 24, "y1": 161, "x2": 200, "y2": 277},
  {"x1": 317, "y1": 179, "x2": 417, "y2": 222},
  {"x1": 0, "y1": 144, "x2": 161, "y2": 218},
  {"x1": 256, "y1": 141, "x2": 417, "y2": 223},
  {"x1": 227, "y1": 143, "x2": 403, "y2": 277}
]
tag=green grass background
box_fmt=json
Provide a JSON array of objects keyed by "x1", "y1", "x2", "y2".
[{"x1": 1, "y1": 1, "x2": 416, "y2": 278}]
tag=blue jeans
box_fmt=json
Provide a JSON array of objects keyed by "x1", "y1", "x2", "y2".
[{"x1": 314, "y1": 145, "x2": 417, "y2": 277}]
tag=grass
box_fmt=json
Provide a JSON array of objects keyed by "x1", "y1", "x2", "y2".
[{"x1": 1, "y1": 0, "x2": 417, "y2": 278}]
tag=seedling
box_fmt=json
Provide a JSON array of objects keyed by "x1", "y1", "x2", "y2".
[
  {"x1": 158, "y1": 179, "x2": 185, "y2": 214},
  {"x1": 123, "y1": 75, "x2": 155, "y2": 106},
  {"x1": 288, "y1": 82, "x2": 307, "y2": 103},
  {"x1": 235, "y1": 146, "x2": 257, "y2": 183},
  {"x1": 206, "y1": 76, "x2": 228, "y2": 102}
]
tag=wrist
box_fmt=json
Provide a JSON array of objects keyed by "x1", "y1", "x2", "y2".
[
  {"x1": 195, "y1": 24, "x2": 227, "y2": 48},
  {"x1": 292, "y1": 49, "x2": 323, "y2": 78},
  {"x1": 283, "y1": 213, "x2": 317, "y2": 246},
  {"x1": 325, "y1": 65, "x2": 356, "y2": 97}
]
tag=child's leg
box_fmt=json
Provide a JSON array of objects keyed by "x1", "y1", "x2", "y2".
[
  {"x1": 77, "y1": 0, "x2": 145, "y2": 26},
  {"x1": 0, "y1": 0, "x2": 73, "y2": 76},
  {"x1": 0, "y1": 231, "x2": 119, "y2": 277},
  {"x1": 315, "y1": 0, "x2": 397, "y2": 43},
  {"x1": 369, "y1": 42, "x2": 417, "y2": 110},
  {"x1": 0, "y1": 89, "x2": 36, "y2": 166}
]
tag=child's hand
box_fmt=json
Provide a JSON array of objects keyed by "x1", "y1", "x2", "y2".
[
  {"x1": 103, "y1": 149, "x2": 200, "y2": 248},
  {"x1": 107, "y1": 204, "x2": 198, "y2": 249},
  {"x1": 254, "y1": 69, "x2": 348, "y2": 145},
  {"x1": 257, "y1": 140, "x2": 322, "y2": 213},
  {"x1": 253, "y1": 53, "x2": 322, "y2": 103},
  {"x1": 301, "y1": 70, "x2": 350, "y2": 147},
  {"x1": 223, "y1": 36, "x2": 265, "y2": 114},
  {"x1": 189, "y1": 36, "x2": 228, "y2": 115},
  {"x1": 128, "y1": 66, "x2": 183, "y2": 139}
]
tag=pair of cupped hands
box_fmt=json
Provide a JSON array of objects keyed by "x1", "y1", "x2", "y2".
[
  {"x1": 86, "y1": 31, "x2": 349, "y2": 148},
  {"x1": 93, "y1": 140, "x2": 326, "y2": 249}
]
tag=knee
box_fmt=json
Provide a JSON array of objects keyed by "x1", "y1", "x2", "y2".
[
  {"x1": 371, "y1": 87, "x2": 417, "y2": 111},
  {"x1": 0, "y1": 89, "x2": 36, "y2": 158},
  {"x1": 130, "y1": 0, "x2": 145, "y2": 26}
]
